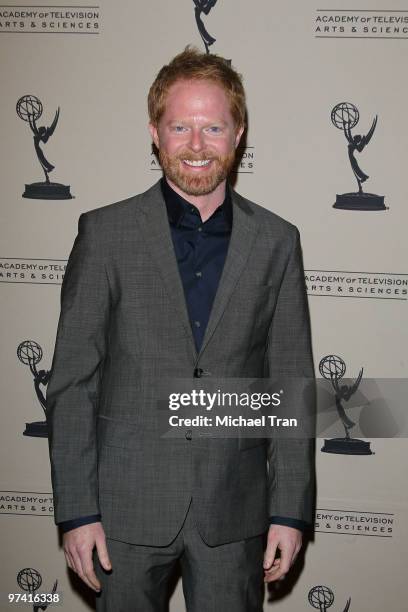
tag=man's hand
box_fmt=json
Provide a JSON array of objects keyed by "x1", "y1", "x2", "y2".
[
  {"x1": 263, "y1": 524, "x2": 302, "y2": 583},
  {"x1": 63, "y1": 522, "x2": 112, "y2": 591}
]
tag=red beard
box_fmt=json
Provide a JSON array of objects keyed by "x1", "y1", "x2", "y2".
[{"x1": 159, "y1": 148, "x2": 236, "y2": 196}]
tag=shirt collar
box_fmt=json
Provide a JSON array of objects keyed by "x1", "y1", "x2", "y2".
[{"x1": 161, "y1": 177, "x2": 232, "y2": 228}]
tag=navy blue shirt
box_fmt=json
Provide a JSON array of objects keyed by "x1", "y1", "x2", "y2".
[
  {"x1": 59, "y1": 178, "x2": 309, "y2": 534},
  {"x1": 162, "y1": 177, "x2": 232, "y2": 353}
]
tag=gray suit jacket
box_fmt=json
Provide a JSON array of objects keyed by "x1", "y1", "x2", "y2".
[{"x1": 46, "y1": 180, "x2": 315, "y2": 547}]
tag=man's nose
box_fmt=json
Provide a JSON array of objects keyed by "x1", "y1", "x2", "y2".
[{"x1": 189, "y1": 128, "x2": 205, "y2": 152}]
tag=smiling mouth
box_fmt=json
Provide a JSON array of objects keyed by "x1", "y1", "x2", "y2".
[{"x1": 182, "y1": 159, "x2": 212, "y2": 167}]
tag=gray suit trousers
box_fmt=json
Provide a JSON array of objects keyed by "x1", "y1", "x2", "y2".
[{"x1": 94, "y1": 499, "x2": 265, "y2": 612}]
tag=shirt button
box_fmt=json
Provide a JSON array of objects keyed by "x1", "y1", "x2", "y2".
[
  {"x1": 185, "y1": 430, "x2": 192, "y2": 440},
  {"x1": 198, "y1": 227, "x2": 202, "y2": 232},
  {"x1": 195, "y1": 271, "x2": 202, "y2": 278},
  {"x1": 194, "y1": 320, "x2": 201, "y2": 327}
]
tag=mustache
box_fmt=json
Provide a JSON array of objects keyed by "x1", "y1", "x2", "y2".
[{"x1": 175, "y1": 151, "x2": 220, "y2": 162}]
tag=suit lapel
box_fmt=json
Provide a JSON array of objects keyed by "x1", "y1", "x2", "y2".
[
  {"x1": 135, "y1": 182, "x2": 197, "y2": 358},
  {"x1": 197, "y1": 189, "x2": 259, "y2": 359}
]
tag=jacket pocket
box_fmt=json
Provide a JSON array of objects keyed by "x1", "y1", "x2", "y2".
[
  {"x1": 238, "y1": 437, "x2": 266, "y2": 451},
  {"x1": 97, "y1": 414, "x2": 140, "y2": 449}
]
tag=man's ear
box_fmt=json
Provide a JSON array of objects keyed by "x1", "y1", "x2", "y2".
[
  {"x1": 234, "y1": 125, "x2": 245, "y2": 148},
  {"x1": 148, "y1": 123, "x2": 159, "y2": 149}
]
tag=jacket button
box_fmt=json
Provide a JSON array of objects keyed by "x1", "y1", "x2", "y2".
[
  {"x1": 194, "y1": 368, "x2": 203, "y2": 378},
  {"x1": 185, "y1": 430, "x2": 192, "y2": 440}
]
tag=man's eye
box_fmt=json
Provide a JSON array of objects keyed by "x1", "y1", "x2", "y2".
[
  {"x1": 172, "y1": 126, "x2": 187, "y2": 133},
  {"x1": 207, "y1": 126, "x2": 222, "y2": 133}
]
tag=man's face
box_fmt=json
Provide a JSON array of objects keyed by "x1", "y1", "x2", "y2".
[{"x1": 149, "y1": 79, "x2": 244, "y2": 197}]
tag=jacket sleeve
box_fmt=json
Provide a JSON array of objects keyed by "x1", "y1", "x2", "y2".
[
  {"x1": 265, "y1": 227, "x2": 316, "y2": 525},
  {"x1": 46, "y1": 212, "x2": 111, "y2": 524}
]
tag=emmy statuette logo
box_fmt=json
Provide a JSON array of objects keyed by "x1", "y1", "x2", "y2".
[
  {"x1": 17, "y1": 340, "x2": 50, "y2": 438},
  {"x1": 331, "y1": 102, "x2": 386, "y2": 211},
  {"x1": 308, "y1": 585, "x2": 351, "y2": 612},
  {"x1": 192, "y1": 0, "x2": 218, "y2": 53},
  {"x1": 16, "y1": 94, "x2": 73, "y2": 200},
  {"x1": 319, "y1": 355, "x2": 373, "y2": 455},
  {"x1": 16, "y1": 568, "x2": 58, "y2": 612}
]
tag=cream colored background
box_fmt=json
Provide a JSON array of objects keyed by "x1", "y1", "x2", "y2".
[{"x1": 1, "y1": 0, "x2": 407, "y2": 610}]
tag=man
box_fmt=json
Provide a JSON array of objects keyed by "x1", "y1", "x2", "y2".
[{"x1": 46, "y1": 47, "x2": 315, "y2": 611}]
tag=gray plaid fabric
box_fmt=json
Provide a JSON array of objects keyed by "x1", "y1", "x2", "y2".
[{"x1": 94, "y1": 500, "x2": 265, "y2": 612}]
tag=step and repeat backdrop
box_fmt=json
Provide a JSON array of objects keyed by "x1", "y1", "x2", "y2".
[{"x1": 1, "y1": 0, "x2": 407, "y2": 610}]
